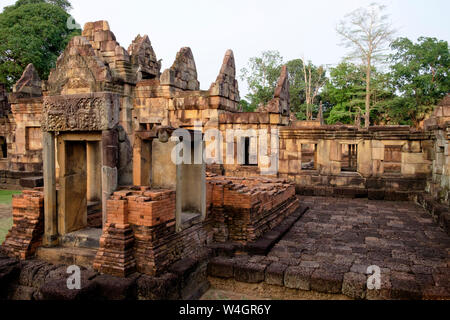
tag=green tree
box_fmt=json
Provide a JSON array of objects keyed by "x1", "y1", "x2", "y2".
[
  {"x1": 240, "y1": 50, "x2": 283, "y2": 111},
  {"x1": 240, "y1": 51, "x2": 327, "y2": 117},
  {"x1": 336, "y1": 3, "x2": 396, "y2": 127},
  {"x1": 324, "y1": 62, "x2": 366, "y2": 124},
  {"x1": 0, "y1": 0, "x2": 80, "y2": 89},
  {"x1": 387, "y1": 37, "x2": 450, "y2": 126},
  {"x1": 286, "y1": 58, "x2": 326, "y2": 120}
]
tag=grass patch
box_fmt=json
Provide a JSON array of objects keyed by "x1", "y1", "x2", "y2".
[
  {"x1": 0, "y1": 217, "x2": 12, "y2": 244},
  {"x1": 0, "y1": 190, "x2": 22, "y2": 205}
]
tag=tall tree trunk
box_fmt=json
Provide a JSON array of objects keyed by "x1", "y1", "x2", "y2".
[{"x1": 365, "y1": 60, "x2": 371, "y2": 128}]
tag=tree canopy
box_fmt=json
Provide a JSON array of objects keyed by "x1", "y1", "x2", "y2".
[
  {"x1": 240, "y1": 51, "x2": 327, "y2": 118},
  {"x1": 0, "y1": 0, "x2": 80, "y2": 89},
  {"x1": 336, "y1": 3, "x2": 396, "y2": 127},
  {"x1": 387, "y1": 37, "x2": 450, "y2": 126},
  {"x1": 240, "y1": 50, "x2": 283, "y2": 111}
]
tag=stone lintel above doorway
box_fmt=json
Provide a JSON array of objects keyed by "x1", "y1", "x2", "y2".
[{"x1": 41, "y1": 92, "x2": 120, "y2": 132}]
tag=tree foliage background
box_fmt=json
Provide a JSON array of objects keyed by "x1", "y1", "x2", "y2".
[
  {"x1": 0, "y1": 0, "x2": 80, "y2": 89},
  {"x1": 240, "y1": 51, "x2": 327, "y2": 120},
  {"x1": 239, "y1": 5, "x2": 449, "y2": 128},
  {"x1": 0, "y1": 1, "x2": 448, "y2": 129}
]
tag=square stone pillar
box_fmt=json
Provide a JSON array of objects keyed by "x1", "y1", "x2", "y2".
[
  {"x1": 43, "y1": 131, "x2": 58, "y2": 246},
  {"x1": 102, "y1": 130, "x2": 119, "y2": 225}
]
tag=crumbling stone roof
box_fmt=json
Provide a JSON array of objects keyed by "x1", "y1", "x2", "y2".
[
  {"x1": 12, "y1": 63, "x2": 42, "y2": 98},
  {"x1": 128, "y1": 34, "x2": 161, "y2": 80},
  {"x1": 209, "y1": 49, "x2": 240, "y2": 102},
  {"x1": 46, "y1": 36, "x2": 112, "y2": 95},
  {"x1": 256, "y1": 65, "x2": 290, "y2": 116},
  {"x1": 160, "y1": 47, "x2": 200, "y2": 91}
]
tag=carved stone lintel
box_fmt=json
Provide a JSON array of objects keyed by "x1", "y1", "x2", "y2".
[{"x1": 42, "y1": 92, "x2": 120, "y2": 132}]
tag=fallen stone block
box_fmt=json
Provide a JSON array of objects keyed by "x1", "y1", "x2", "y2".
[
  {"x1": 284, "y1": 266, "x2": 314, "y2": 291},
  {"x1": 137, "y1": 273, "x2": 179, "y2": 300},
  {"x1": 234, "y1": 262, "x2": 266, "y2": 283},
  {"x1": 342, "y1": 272, "x2": 367, "y2": 299},
  {"x1": 93, "y1": 274, "x2": 139, "y2": 300},
  {"x1": 39, "y1": 278, "x2": 98, "y2": 300},
  {"x1": 19, "y1": 176, "x2": 43, "y2": 188},
  {"x1": 207, "y1": 257, "x2": 235, "y2": 278},
  {"x1": 310, "y1": 269, "x2": 344, "y2": 294},
  {"x1": 265, "y1": 262, "x2": 287, "y2": 286}
]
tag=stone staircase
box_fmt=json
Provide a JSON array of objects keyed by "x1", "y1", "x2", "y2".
[{"x1": 36, "y1": 228, "x2": 102, "y2": 268}]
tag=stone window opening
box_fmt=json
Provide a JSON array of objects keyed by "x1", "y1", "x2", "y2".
[
  {"x1": 384, "y1": 145, "x2": 402, "y2": 174},
  {"x1": 243, "y1": 136, "x2": 258, "y2": 166},
  {"x1": 175, "y1": 134, "x2": 206, "y2": 232},
  {"x1": 0, "y1": 136, "x2": 7, "y2": 158},
  {"x1": 341, "y1": 144, "x2": 358, "y2": 172},
  {"x1": 301, "y1": 144, "x2": 317, "y2": 170}
]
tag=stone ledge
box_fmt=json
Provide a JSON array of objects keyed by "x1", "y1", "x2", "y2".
[
  {"x1": 296, "y1": 186, "x2": 419, "y2": 201},
  {"x1": 416, "y1": 193, "x2": 450, "y2": 236},
  {"x1": 0, "y1": 254, "x2": 211, "y2": 300}
]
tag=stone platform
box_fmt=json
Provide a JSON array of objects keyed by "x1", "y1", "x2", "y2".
[{"x1": 207, "y1": 196, "x2": 450, "y2": 300}]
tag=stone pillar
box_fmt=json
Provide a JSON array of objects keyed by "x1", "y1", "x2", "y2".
[
  {"x1": 87, "y1": 141, "x2": 101, "y2": 202},
  {"x1": 102, "y1": 130, "x2": 119, "y2": 225},
  {"x1": 43, "y1": 131, "x2": 58, "y2": 246}
]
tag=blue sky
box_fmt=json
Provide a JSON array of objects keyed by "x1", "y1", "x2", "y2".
[{"x1": 1, "y1": 0, "x2": 449, "y2": 96}]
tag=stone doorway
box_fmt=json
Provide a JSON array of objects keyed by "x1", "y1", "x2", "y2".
[{"x1": 57, "y1": 134, "x2": 103, "y2": 236}]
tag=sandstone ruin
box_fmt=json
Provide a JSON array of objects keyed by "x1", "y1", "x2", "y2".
[{"x1": 0, "y1": 21, "x2": 448, "y2": 300}]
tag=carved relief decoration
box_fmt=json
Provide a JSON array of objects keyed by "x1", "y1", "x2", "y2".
[{"x1": 42, "y1": 93, "x2": 119, "y2": 132}]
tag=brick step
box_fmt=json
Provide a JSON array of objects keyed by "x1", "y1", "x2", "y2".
[
  {"x1": 60, "y1": 228, "x2": 102, "y2": 249},
  {"x1": 36, "y1": 246, "x2": 97, "y2": 269},
  {"x1": 208, "y1": 205, "x2": 309, "y2": 257}
]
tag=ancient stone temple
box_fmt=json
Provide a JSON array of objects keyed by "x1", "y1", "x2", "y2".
[{"x1": 0, "y1": 20, "x2": 448, "y2": 300}]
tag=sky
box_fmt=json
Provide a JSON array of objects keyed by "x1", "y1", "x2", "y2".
[{"x1": 1, "y1": 0, "x2": 449, "y2": 96}]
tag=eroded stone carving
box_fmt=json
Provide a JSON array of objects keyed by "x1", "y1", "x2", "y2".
[
  {"x1": 47, "y1": 36, "x2": 112, "y2": 95},
  {"x1": 42, "y1": 93, "x2": 119, "y2": 132},
  {"x1": 12, "y1": 63, "x2": 42, "y2": 98},
  {"x1": 160, "y1": 47, "x2": 199, "y2": 90},
  {"x1": 128, "y1": 34, "x2": 161, "y2": 81},
  {"x1": 257, "y1": 65, "x2": 290, "y2": 116},
  {"x1": 209, "y1": 50, "x2": 240, "y2": 102}
]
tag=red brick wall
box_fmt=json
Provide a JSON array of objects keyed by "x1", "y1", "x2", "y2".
[
  {"x1": 2, "y1": 190, "x2": 44, "y2": 260},
  {"x1": 207, "y1": 175, "x2": 299, "y2": 243},
  {"x1": 95, "y1": 186, "x2": 213, "y2": 277}
]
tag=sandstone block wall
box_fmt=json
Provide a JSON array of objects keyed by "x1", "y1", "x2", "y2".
[
  {"x1": 9, "y1": 99, "x2": 43, "y2": 175},
  {"x1": 277, "y1": 126, "x2": 432, "y2": 199}
]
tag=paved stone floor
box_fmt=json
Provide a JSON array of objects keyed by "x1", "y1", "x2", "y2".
[{"x1": 267, "y1": 196, "x2": 450, "y2": 299}]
